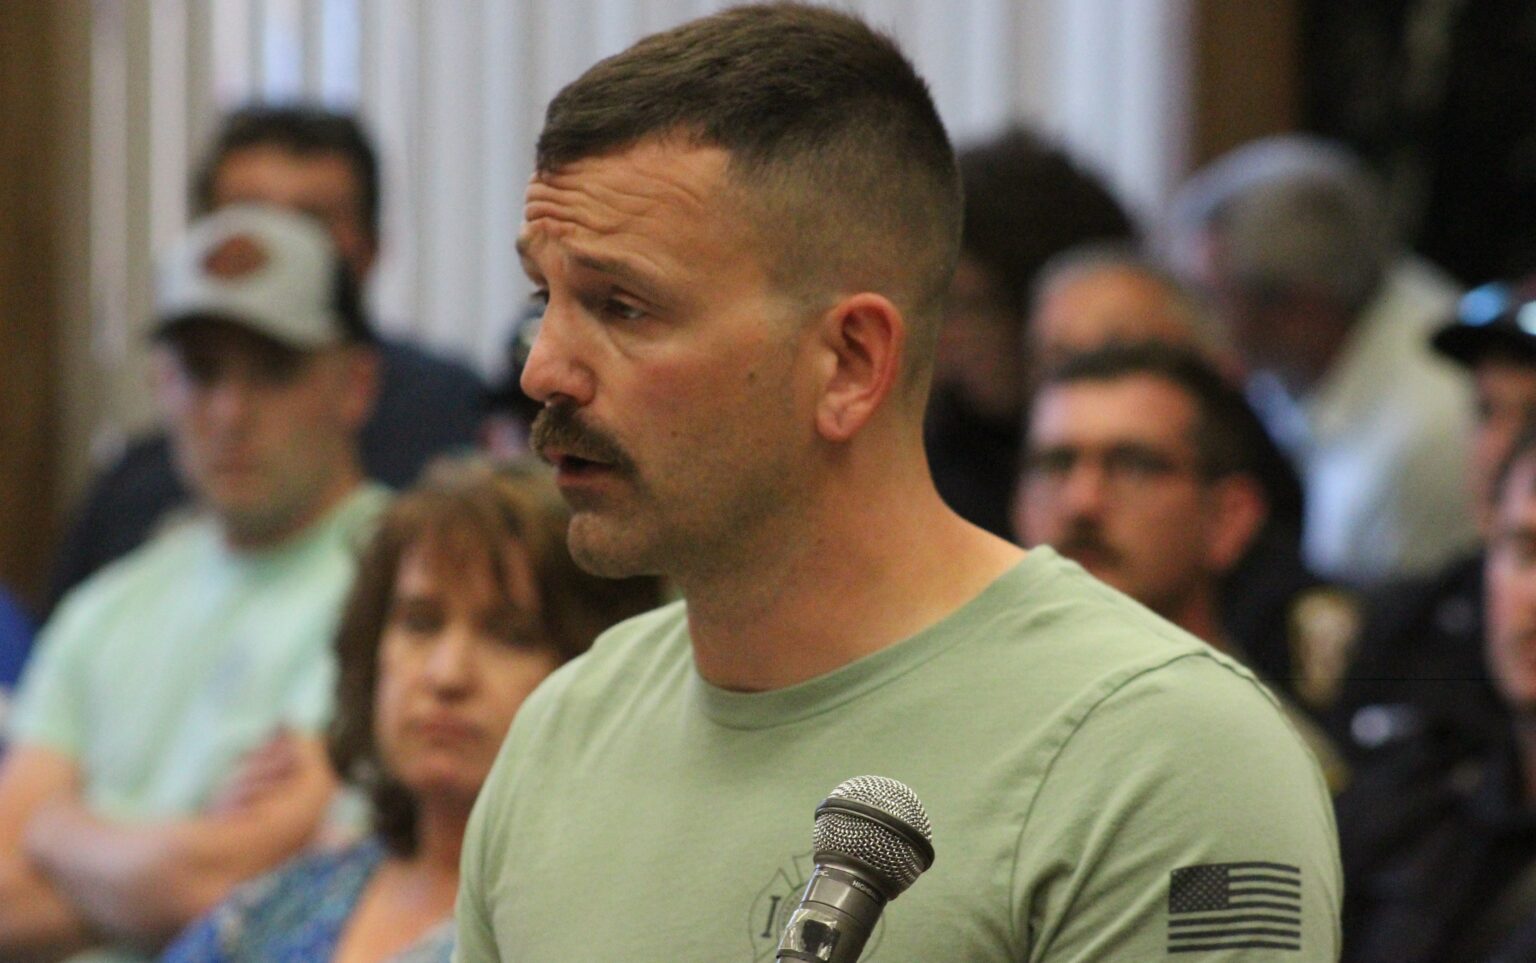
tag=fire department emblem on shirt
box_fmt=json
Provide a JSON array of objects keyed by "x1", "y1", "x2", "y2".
[{"x1": 748, "y1": 851, "x2": 887, "y2": 960}]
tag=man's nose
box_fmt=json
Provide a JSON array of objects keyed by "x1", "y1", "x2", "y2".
[
  {"x1": 1059, "y1": 460, "x2": 1111, "y2": 518},
  {"x1": 519, "y1": 300, "x2": 595, "y2": 407},
  {"x1": 205, "y1": 376, "x2": 257, "y2": 426}
]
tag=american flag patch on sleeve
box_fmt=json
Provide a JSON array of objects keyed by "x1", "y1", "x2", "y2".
[{"x1": 1167, "y1": 861, "x2": 1302, "y2": 953}]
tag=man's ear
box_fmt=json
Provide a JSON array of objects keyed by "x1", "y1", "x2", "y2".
[
  {"x1": 1204, "y1": 474, "x2": 1268, "y2": 575},
  {"x1": 813, "y1": 293, "x2": 905, "y2": 443},
  {"x1": 338, "y1": 344, "x2": 382, "y2": 430}
]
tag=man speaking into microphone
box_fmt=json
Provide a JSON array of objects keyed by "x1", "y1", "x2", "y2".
[{"x1": 455, "y1": 4, "x2": 1341, "y2": 959}]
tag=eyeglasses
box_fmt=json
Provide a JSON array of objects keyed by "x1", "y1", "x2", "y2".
[{"x1": 1021, "y1": 443, "x2": 1207, "y2": 493}]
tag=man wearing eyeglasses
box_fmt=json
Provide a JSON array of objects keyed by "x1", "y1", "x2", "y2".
[
  {"x1": 1335, "y1": 418, "x2": 1536, "y2": 963},
  {"x1": 1334, "y1": 275, "x2": 1536, "y2": 758},
  {"x1": 1015, "y1": 340, "x2": 1347, "y2": 786},
  {"x1": 1020, "y1": 342, "x2": 1285, "y2": 645}
]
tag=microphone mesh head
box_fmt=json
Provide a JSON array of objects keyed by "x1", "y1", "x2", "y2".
[{"x1": 813, "y1": 775, "x2": 934, "y2": 898}]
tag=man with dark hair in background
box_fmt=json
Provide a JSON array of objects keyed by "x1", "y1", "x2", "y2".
[
  {"x1": 1020, "y1": 249, "x2": 1358, "y2": 714},
  {"x1": 1016, "y1": 341, "x2": 1347, "y2": 788},
  {"x1": 0, "y1": 206, "x2": 389, "y2": 961},
  {"x1": 927, "y1": 126, "x2": 1137, "y2": 537},
  {"x1": 47, "y1": 105, "x2": 485, "y2": 612},
  {"x1": 456, "y1": 5, "x2": 1340, "y2": 959}
]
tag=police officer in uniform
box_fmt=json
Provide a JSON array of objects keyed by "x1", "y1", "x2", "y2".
[{"x1": 1331, "y1": 276, "x2": 1536, "y2": 758}]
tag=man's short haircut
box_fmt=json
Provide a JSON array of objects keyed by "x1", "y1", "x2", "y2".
[
  {"x1": 1167, "y1": 135, "x2": 1392, "y2": 315},
  {"x1": 1031, "y1": 241, "x2": 1222, "y2": 351},
  {"x1": 193, "y1": 104, "x2": 381, "y2": 243},
  {"x1": 535, "y1": 2, "x2": 962, "y2": 376},
  {"x1": 1039, "y1": 341, "x2": 1300, "y2": 509},
  {"x1": 960, "y1": 127, "x2": 1138, "y2": 320}
]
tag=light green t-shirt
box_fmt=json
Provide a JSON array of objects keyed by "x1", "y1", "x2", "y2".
[
  {"x1": 9, "y1": 484, "x2": 389, "y2": 963},
  {"x1": 456, "y1": 548, "x2": 1342, "y2": 961}
]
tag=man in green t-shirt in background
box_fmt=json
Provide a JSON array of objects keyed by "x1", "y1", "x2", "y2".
[
  {"x1": 0, "y1": 204, "x2": 389, "y2": 962},
  {"x1": 457, "y1": 4, "x2": 1342, "y2": 960}
]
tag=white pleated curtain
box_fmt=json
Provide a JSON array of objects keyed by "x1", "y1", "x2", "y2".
[{"x1": 81, "y1": 0, "x2": 1189, "y2": 476}]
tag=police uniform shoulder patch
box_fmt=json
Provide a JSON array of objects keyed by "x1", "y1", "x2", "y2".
[{"x1": 1287, "y1": 587, "x2": 1362, "y2": 712}]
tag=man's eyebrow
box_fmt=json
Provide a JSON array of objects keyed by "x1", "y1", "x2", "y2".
[
  {"x1": 517, "y1": 235, "x2": 655, "y2": 288},
  {"x1": 570, "y1": 251, "x2": 654, "y2": 289},
  {"x1": 515, "y1": 224, "x2": 669, "y2": 308}
]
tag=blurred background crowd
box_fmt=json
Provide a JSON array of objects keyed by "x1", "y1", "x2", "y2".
[{"x1": 2, "y1": 1, "x2": 1535, "y2": 961}]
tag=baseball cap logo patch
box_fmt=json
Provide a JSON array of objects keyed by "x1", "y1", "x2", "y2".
[{"x1": 202, "y1": 234, "x2": 269, "y2": 280}]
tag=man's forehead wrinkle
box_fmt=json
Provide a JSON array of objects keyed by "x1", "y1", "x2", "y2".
[
  {"x1": 534, "y1": 143, "x2": 726, "y2": 219},
  {"x1": 519, "y1": 150, "x2": 744, "y2": 291},
  {"x1": 520, "y1": 209, "x2": 676, "y2": 279},
  {"x1": 517, "y1": 219, "x2": 683, "y2": 302},
  {"x1": 529, "y1": 173, "x2": 716, "y2": 242}
]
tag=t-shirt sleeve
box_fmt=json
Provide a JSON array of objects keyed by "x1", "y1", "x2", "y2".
[
  {"x1": 5, "y1": 600, "x2": 96, "y2": 754},
  {"x1": 451, "y1": 659, "x2": 577, "y2": 963},
  {"x1": 453, "y1": 681, "x2": 554, "y2": 963},
  {"x1": 1016, "y1": 654, "x2": 1342, "y2": 962},
  {"x1": 280, "y1": 641, "x2": 338, "y2": 734},
  {"x1": 453, "y1": 790, "x2": 502, "y2": 963}
]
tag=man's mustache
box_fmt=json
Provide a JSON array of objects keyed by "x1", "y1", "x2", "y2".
[
  {"x1": 530, "y1": 402, "x2": 635, "y2": 473},
  {"x1": 1053, "y1": 522, "x2": 1122, "y2": 568}
]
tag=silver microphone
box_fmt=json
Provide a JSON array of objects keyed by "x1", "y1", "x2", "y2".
[{"x1": 775, "y1": 775, "x2": 936, "y2": 962}]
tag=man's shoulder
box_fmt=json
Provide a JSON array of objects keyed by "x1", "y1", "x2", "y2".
[
  {"x1": 921, "y1": 552, "x2": 1283, "y2": 754},
  {"x1": 520, "y1": 599, "x2": 688, "y2": 710},
  {"x1": 47, "y1": 484, "x2": 384, "y2": 637},
  {"x1": 18, "y1": 516, "x2": 222, "y2": 726},
  {"x1": 984, "y1": 549, "x2": 1231, "y2": 676},
  {"x1": 1381, "y1": 257, "x2": 1462, "y2": 319},
  {"x1": 53, "y1": 513, "x2": 215, "y2": 613},
  {"x1": 1337, "y1": 259, "x2": 1469, "y2": 417},
  {"x1": 329, "y1": 482, "x2": 393, "y2": 533},
  {"x1": 288, "y1": 482, "x2": 392, "y2": 558}
]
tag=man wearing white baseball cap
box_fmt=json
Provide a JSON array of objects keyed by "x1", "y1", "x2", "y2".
[{"x1": 0, "y1": 204, "x2": 389, "y2": 962}]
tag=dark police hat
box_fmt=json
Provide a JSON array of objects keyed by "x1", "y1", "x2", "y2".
[{"x1": 1431, "y1": 275, "x2": 1536, "y2": 367}]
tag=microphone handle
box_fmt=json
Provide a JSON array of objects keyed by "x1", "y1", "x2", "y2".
[{"x1": 775, "y1": 862, "x2": 888, "y2": 963}]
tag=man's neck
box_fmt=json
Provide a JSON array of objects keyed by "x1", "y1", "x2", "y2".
[
  {"x1": 222, "y1": 465, "x2": 364, "y2": 553},
  {"x1": 680, "y1": 462, "x2": 1023, "y2": 692},
  {"x1": 1273, "y1": 298, "x2": 1366, "y2": 397},
  {"x1": 1166, "y1": 590, "x2": 1227, "y2": 655}
]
